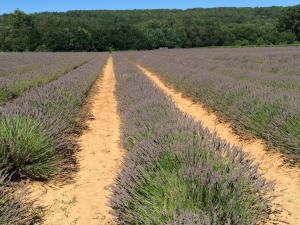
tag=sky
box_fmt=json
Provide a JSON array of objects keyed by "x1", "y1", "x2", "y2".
[{"x1": 0, "y1": 0, "x2": 299, "y2": 14}]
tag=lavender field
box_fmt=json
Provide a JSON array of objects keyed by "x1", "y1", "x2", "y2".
[
  {"x1": 123, "y1": 47, "x2": 300, "y2": 161},
  {"x1": 0, "y1": 52, "x2": 108, "y2": 224},
  {"x1": 0, "y1": 53, "x2": 98, "y2": 105},
  {"x1": 111, "y1": 53, "x2": 273, "y2": 224},
  {"x1": 0, "y1": 49, "x2": 299, "y2": 225}
]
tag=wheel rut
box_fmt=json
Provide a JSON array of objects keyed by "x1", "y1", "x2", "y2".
[{"x1": 32, "y1": 55, "x2": 123, "y2": 225}]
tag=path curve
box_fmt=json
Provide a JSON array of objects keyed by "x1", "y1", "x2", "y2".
[
  {"x1": 32, "y1": 55, "x2": 123, "y2": 225},
  {"x1": 137, "y1": 64, "x2": 300, "y2": 225}
]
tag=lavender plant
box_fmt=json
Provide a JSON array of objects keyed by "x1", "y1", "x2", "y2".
[
  {"x1": 0, "y1": 171, "x2": 40, "y2": 225},
  {"x1": 122, "y1": 47, "x2": 300, "y2": 161},
  {"x1": 111, "y1": 54, "x2": 274, "y2": 225},
  {"x1": 0, "y1": 53, "x2": 97, "y2": 105},
  {"x1": 0, "y1": 53, "x2": 96, "y2": 77},
  {"x1": 0, "y1": 53, "x2": 108, "y2": 179}
]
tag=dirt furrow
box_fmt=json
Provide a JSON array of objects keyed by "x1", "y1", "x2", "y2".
[
  {"x1": 137, "y1": 64, "x2": 300, "y2": 225},
  {"x1": 32, "y1": 55, "x2": 123, "y2": 225}
]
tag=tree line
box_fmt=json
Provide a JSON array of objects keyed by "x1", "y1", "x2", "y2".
[{"x1": 0, "y1": 5, "x2": 299, "y2": 52}]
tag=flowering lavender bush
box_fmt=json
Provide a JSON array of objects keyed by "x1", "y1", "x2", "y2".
[
  {"x1": 0, "y1": 53, "x2": 108, "y2": 179},
  {"x1": 0, "y1": 171, "x2": 40, "y2": 225},
  {"x1": 111, "y1": 54, "x2": 274, "y2": 225},
  {"x1": 123, "y1": 47, "x2": 300, "y2": 161},
  {"x1": 0, "y1": 53, "x2": 97, "y2": 105}
]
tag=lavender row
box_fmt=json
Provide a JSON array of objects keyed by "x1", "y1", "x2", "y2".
[
  {"x1": 0, "y1": 172, "x2": 39, "y2": 225},
  {"x1": 0, "y1": 53, "x2": 108, "y2": 179},
  {"x1": 111, "y1": 54, "x2": 273, "y2": 224},
  {"x1": 122, "y1": 47, "x2": 300, "y2": 161},
  {"x1": 0, "y1": 53, "x2": 98, "y2": 105},
  {"x1": 0, "y1": 53, "x2": 97, "y2": 77}
]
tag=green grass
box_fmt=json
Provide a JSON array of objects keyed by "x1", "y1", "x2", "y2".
[{"x1": 0, "y1": 116, "x2": 60, "y2": 179}]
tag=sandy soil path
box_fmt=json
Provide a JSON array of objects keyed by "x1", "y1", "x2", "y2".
[
  {"x1": 32, "y1": 55, "x2": 123, "y2": 225},
  {"x1": 137, "y1": 64, "x2": 300, "y2": 225}
]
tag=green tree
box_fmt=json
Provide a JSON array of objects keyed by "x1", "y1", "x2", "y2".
[
  {"x1": 70, "y1": 27, "x2": 93, "y2": 51},
  {"x1": 143, "y1": 28, "x2": 166, "y2": 49},
  {"x1": 92, "y1": 28, "x2": 110, "y2": 51},
  {"x1": 4, "y1": 9, "x2": 40, "y2": 51},
  {"x1": 0, "y1": 6, "x2": 297, "y2": 51},
  {"x1": 279, "y1": 5, "x2": 300, "y2": 41},
  {"x1": 164, "y1": 28, "x2": 180, "y2": 48},
  {"x1": 45, "y1": 27, "x2": 93, "y2": 51},
  {"x1": 110, "y1": 24, "x2": 145, "y2": 50},
  {"x1": 45, "y1": 28, "x2": 72, "y2": 51}
]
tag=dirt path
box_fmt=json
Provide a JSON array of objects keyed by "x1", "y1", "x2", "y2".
[
  {"x1": 137, "y1": 64, "x2": 300, "y2": 225},
  {"x1": 32, "y1": 55, "x2": 123, "y2": 225}
]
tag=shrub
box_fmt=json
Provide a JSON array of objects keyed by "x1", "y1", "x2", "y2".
[
  {"x1": 0, "y1": 171, "x2": 40, "y2": 225},
  {"x1": 0, "y1": 117, "x2": 59, "y2": 180}
]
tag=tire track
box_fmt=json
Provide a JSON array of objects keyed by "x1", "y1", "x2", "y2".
[{"x1": 32, "y1": 55, "x2": 123, "y2": 225}]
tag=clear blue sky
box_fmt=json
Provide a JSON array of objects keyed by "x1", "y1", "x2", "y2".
[{"x1": 0, "y1": 0, "x2": 299, "y2": 14}]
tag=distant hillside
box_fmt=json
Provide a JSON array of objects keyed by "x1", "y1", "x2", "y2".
[{"x1": 0, "y1": 6, "x2": 299, "y2": 51}]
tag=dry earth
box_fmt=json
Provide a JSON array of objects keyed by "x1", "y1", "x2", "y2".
[{"x1": 31, "y1": 55, "x2": 123, "y2": 225}]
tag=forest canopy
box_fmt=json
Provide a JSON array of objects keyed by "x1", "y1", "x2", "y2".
[{"x1": 0, "y1": 5, "x2": 299, "y2": 51}]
